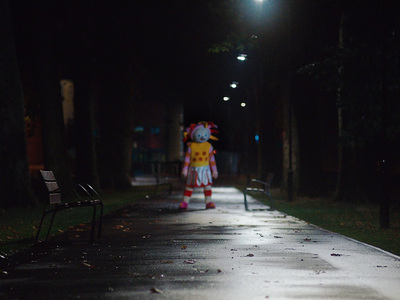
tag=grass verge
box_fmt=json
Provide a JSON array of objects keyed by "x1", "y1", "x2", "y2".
[
  {"x1": 251, "y1": 188, "x2": 400, "y2": 257},
  {"x1": 0, "y1": 186, "x2": 164, "y2": 256}
]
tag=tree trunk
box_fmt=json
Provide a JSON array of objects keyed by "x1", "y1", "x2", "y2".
[
  {"x1": 0, "y1": 0, "x2": 37, "y2": 208},
  {"x1": 73, "y1": 74, "x2": 100, "y2": 190},
  {"x1": 335, "y1": 11, "x2": 345, "y2": 201},
  {"x1": 282, "y1": 1, "x2": 299, "y2": 201},
  {"x1": 33, "y1": 3, "x2": 73, "y2": 194},
  {"x1": 166, "y1": 100, "x2": 184, "y2": 162},
  {"x1": 97, "y1": 65, "x2": 134, "y2": 190},
  {"x1": 282, "y1": 92, "x2": 299, "y2": 197},
  {"x1": 71, "y1": 31, "x2": 100, "y2": 190},
  {"x1": 377, "y1": 2, "x2": 390, "y2": 229},
  {"x1": 254, "y1": 64, "x2": 263, "y2": 179}
]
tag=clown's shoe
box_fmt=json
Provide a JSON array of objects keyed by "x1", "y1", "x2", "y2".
[
  {"x1": 179, "y1": 202, "x2": 188, "y2": 210},
  {"x1": 206, "y1": 202, "x2": 216, "y2": 209}
]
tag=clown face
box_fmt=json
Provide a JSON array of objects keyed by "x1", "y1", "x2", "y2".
[{"x1": 192, "y1": 126, "x2": 210, "y2": 143}]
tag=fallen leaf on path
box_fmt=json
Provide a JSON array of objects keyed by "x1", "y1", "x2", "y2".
[
  {"x1": 160, "y1": 260, "x2": 174, "y2": 264},
  {"x1": 184, "y1": 259, "x2": 196, "y2": 264},
  {"x1": 77, "y1": 260, "x2": 95, "y2": 269},
  {"x1": 181, "y1": 245, "x2": 187, "y2": 249},
  {"x1": 246, "y1": 253, "x2": 254, "y2": 257},
  {"x1": 150, "y1": 288, "x2": 162, "y2": 294},
  {"x1": 198, "y1": 269, "x2": 209, "y2": 273}
]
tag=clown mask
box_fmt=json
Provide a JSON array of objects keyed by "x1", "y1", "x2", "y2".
[{"x1": 192, "y1": 126, "x2": 210, "y2": 143}]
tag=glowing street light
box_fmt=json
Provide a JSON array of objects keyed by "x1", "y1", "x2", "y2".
[
  {"x1": 240, "y1": 102, "x2": 247, "y2": 107},
  {"x1": 237, "y1": 54, "x2": 247, "y2": 61},
  {"x1": 223, "y1": 96, "x2": 230, "y2": 101},
  {"x1": 230, "y1": 82, "x2": 238, "y2": 88}
]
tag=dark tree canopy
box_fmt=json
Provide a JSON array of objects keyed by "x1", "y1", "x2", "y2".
[
  {"x1": 2, "y1": 0, "x2": 400, "y2": 210},
  {"x1": 0, "y1": 0, "x2": 36, "y2": 208}
]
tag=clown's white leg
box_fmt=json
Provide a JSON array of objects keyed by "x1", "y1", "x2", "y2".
[
  {"x1": 204, "y1": 185, "x2": 215, "y2": 209},
  {"x1": 179, "y1": 187, "x2": 193, "y2": 209},
  {"x1": 183, "y1": 187, "x2": 193, "y2": 203},
  {"x1": 204, "y1": 186, "x2": 212, "y2": 203}
]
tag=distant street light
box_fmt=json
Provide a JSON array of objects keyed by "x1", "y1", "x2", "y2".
[
  {"x1": 237, "y1": 54, "x2": 247, "y2": 61},
  {"x1": 223, "y1": 96, "x2": 230, "y2": 101},
  {"x1": 230, "y1": 82, "x2": 238, "y2": 88},
  {"x1": 240, "y1": 102, "x2": 247, "y2": 107}
]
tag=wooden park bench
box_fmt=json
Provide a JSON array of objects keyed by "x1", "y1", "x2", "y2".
[
  {"x1": 243, "y1": 173, "x2": 274, "y2": 211},
  {"x1": 35, "y1": 170, "x2": 103, "y2": 244}
]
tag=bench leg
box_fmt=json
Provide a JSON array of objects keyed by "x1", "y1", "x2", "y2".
[
  {"x1": 34, "y1": 211, "x2": 48, "y2": 243},
  {"x1": 267, "y1": 192, "x2": 274, "y2": 211},
  {"x1": 45, "y1": 210, "x2": 58, "y2": 241},
  {"x1": 243, "y1": 190, "x2": 249, "y2": 211},
  {"x1": 89, "y1": 205, "x2": 97, "y2": 244},
  {"x1": 97, "y1": 202, "x2": 104, "y2": 239}
]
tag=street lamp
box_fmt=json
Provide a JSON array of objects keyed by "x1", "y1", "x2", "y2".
[{"x1": 237, "y1": 54, "x2": 247, "y2": 61}]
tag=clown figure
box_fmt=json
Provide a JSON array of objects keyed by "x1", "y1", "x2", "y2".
[{"x1": 179, "y1": 121, "x2": 219, "y2": 210}]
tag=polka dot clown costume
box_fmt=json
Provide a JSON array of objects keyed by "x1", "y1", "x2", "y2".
[{"x1": 179, "y1": 121, "x2": 219, "y2": 210}]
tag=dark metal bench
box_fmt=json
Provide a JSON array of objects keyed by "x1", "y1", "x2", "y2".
[
  {"x1": 35, "y1": 170, "x2": 103, "y2": 244},
  {"x1": 243, "y1": 173, "x2": 274, "y2": 211},
  {"x1": 131, "y1": 161, "x2": 183, "y2": 195},
  {"x1": 130, "y1": 174, "x2": 173, "y2": 196}
]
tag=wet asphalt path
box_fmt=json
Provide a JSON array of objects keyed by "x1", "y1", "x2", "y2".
[{"x1": 1, "y1": 187, "x2": 400, "y2": 299}]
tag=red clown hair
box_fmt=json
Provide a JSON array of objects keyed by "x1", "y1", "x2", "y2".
[{"x1": 183, "y1": 121, "x2": 219, "y2": 143}]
